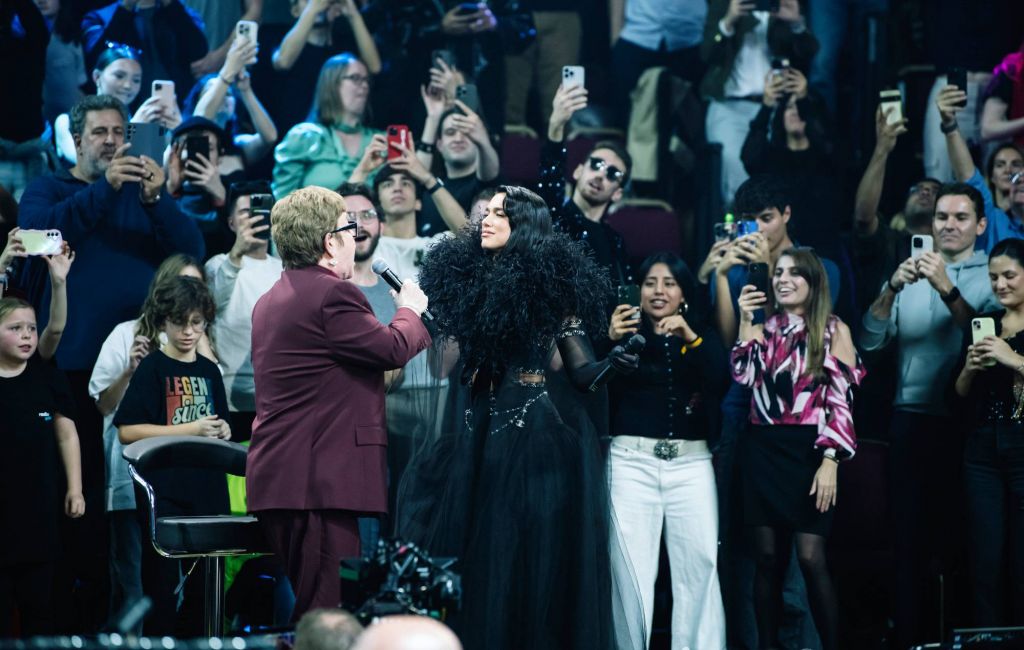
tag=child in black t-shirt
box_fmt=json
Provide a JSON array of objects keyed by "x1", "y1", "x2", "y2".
[
  {"x1": 113, "y1": 276, "x2": 231, "y2": 636},
  {"x1": 0, "y1": 296, "x2": 84, "y2": 636}
]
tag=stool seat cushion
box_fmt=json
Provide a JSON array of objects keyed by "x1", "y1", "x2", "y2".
[{"x1": 155, "y1": 515, "x2": 270, "y2": 555}]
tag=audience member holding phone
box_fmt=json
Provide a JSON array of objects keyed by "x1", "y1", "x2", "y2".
[
  {"x1": 185, "y1": 32, "x2": 279, "y2": 169},
  {"x1": 55, "y1": 43, "x2": 180, "y2": 165},
  {"x1": 605, "y1": 252, "x2": 728, "y2": 649},
  {"x1": 953, "y1": 236, "x2": 1024, "y2": 629},
  {"x1": 860, "y1": 182, "x2": 999, "y2": 648},
  {"x1": 273, "y1": 53, "x2": 385, "y2": 198},
  {"x1": 204, "y1": 182, "x2": 283, "y2": 442},
  {"x1": 733, "y1": 247, "x2": 863, "y2": 650}
]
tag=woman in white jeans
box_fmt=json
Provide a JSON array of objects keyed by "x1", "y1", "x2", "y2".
[{"x1": 606, "y1": 252, "x2": 729, "y2": 650}]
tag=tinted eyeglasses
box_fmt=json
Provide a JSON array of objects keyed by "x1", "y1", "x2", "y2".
[{"x1": 588, "y1": 157, "x2": 625, "y2": 184}]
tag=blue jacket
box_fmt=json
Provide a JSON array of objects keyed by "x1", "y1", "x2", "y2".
[{"x1": 18, "y1": 169, "x2": 204, "y2": 370}]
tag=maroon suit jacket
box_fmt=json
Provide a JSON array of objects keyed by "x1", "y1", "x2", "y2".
[{"x1": 246, "y1": 265, "x2": 431, "y2": 514}]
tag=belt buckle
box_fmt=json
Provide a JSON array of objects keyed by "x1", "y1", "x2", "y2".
[{"x1": 653, "y1": 439, "x2": 678, "y2": 461}]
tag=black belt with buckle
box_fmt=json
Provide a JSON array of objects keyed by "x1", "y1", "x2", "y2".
[{"x1": 653, "y1": 439, "x2": 679, "y2": 460}]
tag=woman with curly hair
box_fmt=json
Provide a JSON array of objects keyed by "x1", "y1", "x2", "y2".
[{"x1": 397, "y1": 186, "x2": 639, "y2": 650}]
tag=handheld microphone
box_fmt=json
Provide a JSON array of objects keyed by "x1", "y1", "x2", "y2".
[
  {"x1": 371, "y1": 259, "x2": 435, "y2": 322},
  {"x1": 588, "y1": 333, "x2": 645, "y2": 392}
]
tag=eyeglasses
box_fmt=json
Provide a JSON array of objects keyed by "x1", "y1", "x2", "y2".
[
  {"x1": 345, "y1": 209, "x2": 380, "y2": 224},
  {"x1": 327, "y1": 221, "x2": 358, "y2": 237},
  {"x1": 340, "y1": 74, "x2": 372, "y2": 87},
  {"x1": 168, "y1": 318, "x2": 207, "y2": 332},
  {"x1": 104, "y1": 41, "x2": 143, "y2": 60},
  {"x1": 909, "y1": 183, "x2": 939, "y2": 196},
  {"x1": 588, "y1": 157, "x2": 625, "y2": 184}
]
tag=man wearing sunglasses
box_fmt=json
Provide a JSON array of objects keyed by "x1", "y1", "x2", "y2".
[{"x1": 540, "y1": 83, "x2": 634, "y2": 289}]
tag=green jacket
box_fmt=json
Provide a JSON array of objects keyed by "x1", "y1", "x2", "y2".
[
  {"x1": 271, "y1": 122, "x2": 382, "y2": 199},
  {"x1": 699, "y1": 0, "x2": 818, "y2": 101}
]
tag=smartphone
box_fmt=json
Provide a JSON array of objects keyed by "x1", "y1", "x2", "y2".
[
  {"x1": 125, "y1": 122, "x2": 166, "y2": 161},
  {"x1": 879, "y1": 89, "x2": 903, "y2": 125},
  {"x1": 754, "y1": 0, "x2": 780, "y2": 11},
  {"x1": 616, "y1": 284, "x2": 640, "y2": 310},
  {"x1": 249, "y1": 193, "x2": 274, "y2": 241},
  {"x1": 455, "y1": 84, "x2": 482, "y2": 115},
  {"x1": 236, "y1": 19, "x2": 258, "y2": 44},
  {"x1": 430, "y1": 49, "x2": 456, "y2": 70},
  {"x1": 236, "y1": 20, "x2": 259, "y2": 65},
  {"x1": 770, "y1": 57, "x2": 790, "y2": 76},
  {"x1": 151, "y1": 80, "x2": 175, "y2": 106},
  {"x1": 736, "y1": 219, "x2": 759, "y2": 238},
  {"x1": 911, "y1": 234, "x2": 933, "y2": 259},
  {"x1": 748, "y1": 262, "x2": 770, "y2": 296},
  {"x1": 18, "y1": 229, "x2": 63, "y2": 256},
  {"x1": 971, "y1": 317, "x2": 997, "y2": 367},
  {"x1": 386, "y1": 124, "x2": 411, "y2": 161},
  {"x1": 183, "y1": 134, "x2": 211, "y2": 163},
  {"x1": 562, "y1": 65, "x2": 585, "y2": 90},
  {"x1": 948, "y1": 67, "x2": 968, "y2": 108},
  {"x1": 456, "y1": 2, "x2": 481, "y2": 15}
]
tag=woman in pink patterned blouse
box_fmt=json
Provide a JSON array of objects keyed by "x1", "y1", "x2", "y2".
[{"x1": 731, "y1": 248, "x2": 864, "y2": 650}]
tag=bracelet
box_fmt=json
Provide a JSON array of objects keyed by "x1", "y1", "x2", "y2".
[
  {"x1": 823, "y1": 455, "x2": 840, "y2": 465},
  {"x1": 416, "y1": 141, "x2": 435, "y2": 154},
  {"x1": 427, "y1": 177, "x2": 445, "y2": 194},
  {"x1": 940, "y1": 120, "x2": 959, "y2": 134},
  {"x1": 680, "y1": 336, "x2": 704, "y2": 355},
  {"x1": 217, "y1": 74, "x2": 233, "y2": 86},
  {"x1": 887, "y1": 277, "x2": 902, "y2": 294}
]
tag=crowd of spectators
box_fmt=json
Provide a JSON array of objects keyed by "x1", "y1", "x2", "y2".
[{"x1": 2, "y1": 0, "x2": 1024, "y2": 648}]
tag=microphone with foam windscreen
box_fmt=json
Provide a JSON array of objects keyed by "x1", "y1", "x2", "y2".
[
  {"x1": 588, "y1": 333, "x2": 645, "y2": 392},
  {"x1": 371, "y1": 259, "x2": 435, "y2": 322}
]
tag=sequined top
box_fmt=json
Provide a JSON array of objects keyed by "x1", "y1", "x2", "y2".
[{"x1": 964, "y1": 311, "x2": 1024, "y2": 424}]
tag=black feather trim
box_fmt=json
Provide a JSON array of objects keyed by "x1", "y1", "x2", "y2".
[{"x1": 419, "y1": 225, "x2": 611, "y2": 375}]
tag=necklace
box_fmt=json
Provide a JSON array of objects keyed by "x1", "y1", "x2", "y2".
[{"x1": 333, "y1": 123, "x2": 362, "y2": 135}]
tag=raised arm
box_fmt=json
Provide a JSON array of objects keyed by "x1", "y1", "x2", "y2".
[
  {"x1": 388, "y1": 142, "x2": 467, "y2": 231},
  {"x1": 450, "y1": 100, "x2": 499, "y2": 181},
  {"x1": 854, "y1": 107, "x2": 907, "y2": 235},
  {"x1": 189, "y1": 0, "x2": 263, "y2": 77},
  {"x1": 338, "y1": 0, "x2": 381, "y2": 73},
  {"x1": 272, "y1": 0, "x2": 325, "y2": 71},
  {"x1": 937, "y1": 84, "x2": 975, "y2": 183},
  {"x1": 38, "y1": 246, "x2": 76, "y2": 360}
]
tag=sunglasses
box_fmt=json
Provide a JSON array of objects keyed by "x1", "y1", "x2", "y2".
[{"x1": 588, "y1": 157, "x2": 625, "y2": 184}]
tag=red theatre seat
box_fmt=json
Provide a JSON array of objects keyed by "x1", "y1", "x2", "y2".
[
  {"x1": 606, "y1": 198, "x2": 682, "y2": 263},
  {"x1": 500, "y1": 125, "x2": 541, "y2": 186}
]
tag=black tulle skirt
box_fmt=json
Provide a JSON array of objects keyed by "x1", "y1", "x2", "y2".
[{"x1": 396, "y1": 380, "x2": 615, "y2": 650}]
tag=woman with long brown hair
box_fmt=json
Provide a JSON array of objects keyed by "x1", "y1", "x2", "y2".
[{"x1": 733, "y1": 247, "x2": 864, "y2": 650}]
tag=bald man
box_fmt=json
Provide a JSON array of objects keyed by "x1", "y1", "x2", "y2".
[
  {"x1": 295, "y1": 608, "x2": 364, "y2": 650},
  {"x1": 351, "y1": 616, "x2": 462, "y2": 650}
]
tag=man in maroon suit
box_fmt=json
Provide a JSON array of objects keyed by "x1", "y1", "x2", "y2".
[{"x1": 247, "y1": 186, "x2": 431, "y2": 619}]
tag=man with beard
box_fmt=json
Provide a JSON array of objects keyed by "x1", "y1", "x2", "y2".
[
  {"x1": 860, "y1": 183, "x2": 998, "y2": 649},
  {"x1": 205, "y1": 181, "x2": 283, "y2": 441},
  {"x1": 540, "y1": 83, "x2": 634, "y2": 287},
  {"x1": 851, "y1": 105, "x2": 942, "y2": 312}
]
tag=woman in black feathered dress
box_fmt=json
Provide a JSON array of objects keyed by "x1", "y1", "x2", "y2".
[{"x1": 396, "y1": 186, "x2": 640, "y2": 650}]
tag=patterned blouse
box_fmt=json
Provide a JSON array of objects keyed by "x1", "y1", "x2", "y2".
[{"x1": 731, "y1": 313, "x2": 866, "y2": 459}]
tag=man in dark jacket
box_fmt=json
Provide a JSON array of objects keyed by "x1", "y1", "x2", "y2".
[{"x1": 82, "y1": 0, "x2": 208, "y2": 110}]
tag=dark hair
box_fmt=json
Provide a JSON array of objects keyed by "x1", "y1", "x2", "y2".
[
  {"x1": 470, "y1": 186, "x2": 498, "y2": 206},
  {"x1": 990, "y1": 237, "x2": 1024, "y2": 265},
  {"x1": 226, "y1": 180, "x2": 273, "y2": 216},
  {"x1": 587, "y1": 140, "x2": 633, "y2": 185},
  {"x1": 68, "y1": 94, "x2": 129, "y2": 137},
  {"x1": 0, "y1": 183, "x2": 18, "y2": 225},
  {"x1": 935, "y1": 182, "x2": 985, "y2": 223},
  {"x1": 182, "y1": 74, "x2": 251, "y2": 141},
  {"x1": 336, "y1": 182, "x2": 381, "y2": 221},
  {"x1": 985, "y1": 142, "x2": 1024, "y2": 194},
  {"x1": 371, "y1": 164, "x2": 422, "y2": 204},
  {"x1": 93, "y1": 41, "x2": 141, "y2": 73},
  {"x1": 778, "y1": 247, "x2": 832, "y2": 382},
  {"x1": 51, "y1": 1, "x2": 82, "y2": 44},
  {"x1": 733, "y1": 174, "x2": 791, "y2": 217},
  {"x1": 151, "y1": 276, "x2": 216, "y2": 330},
  {"x1": 636, "y1": 252, "x2": 708, "y2": 330},
  {"x1": 495, "y1": 185, "x2": 553, "y2": 255}
]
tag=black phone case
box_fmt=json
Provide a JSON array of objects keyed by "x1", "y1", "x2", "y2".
[
  {"x1": 748, "y1": 263, "x2": 770, "y2": 295},
  {"x1": 456, "y1": 84, "x2": 481, "y2": 115}
]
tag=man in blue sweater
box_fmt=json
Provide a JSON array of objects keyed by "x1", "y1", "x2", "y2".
[{"x1": 16, "y1": 95, "x2": 203, "y2": 617}]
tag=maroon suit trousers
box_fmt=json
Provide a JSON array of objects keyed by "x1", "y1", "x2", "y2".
[{"x1": 258, "y1": 509, "x2": 360, "y2": 621}]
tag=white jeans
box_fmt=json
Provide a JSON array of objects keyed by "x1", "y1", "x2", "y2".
[
  {"x1": 609, "y1": 438, "x2": 726, "y2": 650},
  {"x1": 706, "y1": 99, "x2": 761, "y2": 205}
]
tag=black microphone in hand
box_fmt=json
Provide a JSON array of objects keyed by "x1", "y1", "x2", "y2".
[
  {"x1": 588, "y1": 333, "x2": 645, "y2": 393},
  {"x1": 371, "y1": 259, "x2": 434, "y2": 322}
]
